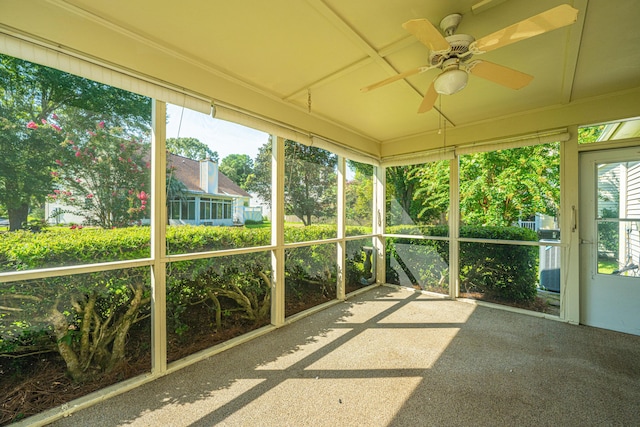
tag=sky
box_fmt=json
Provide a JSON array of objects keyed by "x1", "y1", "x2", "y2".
[
  {"x1": 165, "y1": 104, "x2": 269, "y2": 161},
  {"x1": 165, "y1": 103, "x2": 356, "y2": 179}
]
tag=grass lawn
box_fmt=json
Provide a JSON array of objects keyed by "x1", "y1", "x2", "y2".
[
  {"x1": 598, "y1": 258, "x2": 617, "y2": 274},
  {"x1": 245, "y1": 221, "x2": 270, "y2": 229}
]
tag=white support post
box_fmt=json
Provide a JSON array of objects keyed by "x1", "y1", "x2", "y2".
[
  {"x1": 374, "y1": 165, "x2": 386, "y2": 284},
  {"x1": 561, "y1": 128, "x2": 580, "y2": 323},
  {"x1": 271, "y1": 136, "x2": 285, "y2": 326},
  {"x1": 150, "y1": 100, "x2": 167, "y2": 375},
  {"x1": 449, "y1": 156, "x2": 460, "y2": 299},
  {"x1": 337, "y1": 156, "x2": 346, "y2": 300}
]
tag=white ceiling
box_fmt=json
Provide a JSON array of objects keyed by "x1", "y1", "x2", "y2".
[{"x1": 1, "y1": 0, "x2": 639, "y2": 153}]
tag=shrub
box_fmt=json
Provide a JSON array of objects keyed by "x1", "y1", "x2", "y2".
[
  {"x1": 386, "y1": 225, "x2": 539, "y2": 302},
  {"x1": 0, "y1": 224, "x2": 368, "y2": 381}
]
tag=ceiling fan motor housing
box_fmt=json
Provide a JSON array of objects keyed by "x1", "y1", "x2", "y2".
[{"x1": 429, "y1": 34, "x2": 475, "y2": 67}]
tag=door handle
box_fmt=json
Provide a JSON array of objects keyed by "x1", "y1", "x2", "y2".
[{"x1": 580, "y1": 239, "x2": 592, "y2": 244}]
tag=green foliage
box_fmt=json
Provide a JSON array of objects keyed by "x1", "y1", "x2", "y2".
[
  {"x1": 0, "y1": 227, "x2": 150, "y2": 271},
  {"x1": 578, "y1": 125, "x2": 606, "y2": 144},
  {"x1": 50, "y1": 121, "x2": 151, "y2": 228},
  {"x1": 386, "y1": 225, "x2": 539, "y2": 302},
  {"x1": 166, "y1": 137, "x2": 218, "y2": 161},
  {"x1": 219, "y1": 154, "x2": 254, "y2": 189},
  {"x1": 386, "y1": 165, "x2": 422, "y2": 225},
  {"x1": 1, "y1": 267, "x2": 150, "y2": 382},
  {"x1": 1, "y1": 224, "x2": 370, "y2": 381},
  {"x1": 345, "y1": 166, "x2": 373, "y2": 227},
  {"x1": 0, "y1": 222, "x2": 536, "y2": 384},
  {"x1": 166, "y1": 225, "x2": 271, "y2": 253},
  {"x1": 410, "y1": 160, "x2": 450, "y2": 224},
  {"x1": 248, "y1": 139, "x2": 337, "y2": 226},
  {"x1": 386, "y1": 143, "x2": 560, "y2": 228},
  {"x1": 385, "y1": 225, "x2": 449, "y2": 291},
  {"x1": 598, "y1": 207, "x2": 619, "y2": 256},
  {"x1": 460, "y1": 144, "x2": 560, "y2": 226},
  {"x1": 0, "y1": 53, "x2": 150, "y2": 230}
]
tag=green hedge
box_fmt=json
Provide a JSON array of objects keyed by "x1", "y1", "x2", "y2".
[
  {"x1": 1, "y1": 223, "x2": 538, "y2": 384},
  {"x1": 0, "y1": 227, "x2": 151, "y2": 270},
  {"x1": 0, "y1": 224, "x2": 371, "y2": 381},
  {"x1": 386, "y1": 225, "x2": 539, "y2": 302}
]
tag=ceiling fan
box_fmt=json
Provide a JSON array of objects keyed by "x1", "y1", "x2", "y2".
[{"x1": 361, "y1": 4, "x2": 579, "y2": 113}]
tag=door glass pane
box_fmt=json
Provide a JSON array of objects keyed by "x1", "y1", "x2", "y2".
[{"x1": 596, "y1": 161, "x2": 640, "y2": 276}]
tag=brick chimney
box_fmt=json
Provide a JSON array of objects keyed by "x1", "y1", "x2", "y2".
[{"x1": 199, "y1": 158, "x2": 219, "y2": 194}]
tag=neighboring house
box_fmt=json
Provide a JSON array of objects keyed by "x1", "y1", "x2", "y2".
[
  {"x1": 598, "y1": 161, "x2": 640, "y2": 266},
  {"x1": 167, "y1": 153, "x2": 258, "y2": 226},
  {"x1": 46, "y1": 153, "x2": 261, "y2": 226}
]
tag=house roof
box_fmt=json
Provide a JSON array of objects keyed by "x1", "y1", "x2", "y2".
[{"x1": 167, "y1": 153, "x2": 251, "y2": 198}]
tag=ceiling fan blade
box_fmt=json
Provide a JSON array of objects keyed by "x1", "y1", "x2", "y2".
[
  {"x1": 402, "y1": 19, "x2": 451, "y2": 53},
  {"x1": 361, "y1": 66, "x2": 430, "y2": 92},
  {"x1": 471, "y1": 4, "x2": 578, "y2": 53},
  {"x1": 417, "y1": 81, "x2": 438, "y2": 113},
  {"x1": 468, "y1": 60, "x2": 533, "y2": 89}
]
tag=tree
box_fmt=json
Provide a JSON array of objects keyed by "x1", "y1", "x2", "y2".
[
  {"x1": 48, "y1": 121, "x2": 150, "y2": 228},
  {"x1": 0, "y1": 54, "x2": 150, "y2": 230},
  {"x1": 247, "y1": 139, "x2": 337, "y2": 226},
  {"x1": 245, "y1": 140, "x2": 273, "y2": 205},
  {"x1": 0, "y1": 115, "x2": 64, "y2": 230},
  {"x1": 386, "y1": 165, "x2": 422, "y2": 225},
  {"x1": 166, "y1": 137, "x2": 218, "y2": 161},
  {"x1": 578, "y1": 125, "x2": 606, "y2": 144},
  {"x1": 386, "y1": 144, "x2": 560, "y2": 227},
  {"x1": 459, "y1": 144, "x2": 560, "y2": 226},
  {"x1": 410, "y1": 160, "x2": 450, "y2": 225},
  {"x1": 219, "y1": 154, "x2": 253, "y2": 189},
  {"x1": 345, "y1": 166, "x2": 373, "y2": 226}
]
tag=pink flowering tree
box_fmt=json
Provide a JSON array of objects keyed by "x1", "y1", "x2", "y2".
[{"x1": 49, "y1": 121, "x2": 151, "y2": 228}]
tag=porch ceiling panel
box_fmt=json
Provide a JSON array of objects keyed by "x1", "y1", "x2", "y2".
[
  {"x1": 571, "y1": 0, "x2": 640, "y2": 100},
  {"x1": 1, "y1": 0, "x2": 638, "y2": 153}
]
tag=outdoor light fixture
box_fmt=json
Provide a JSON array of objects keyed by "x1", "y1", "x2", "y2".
[{"x1": 433, "y1": 67, "x2": 468, "y2": 95}]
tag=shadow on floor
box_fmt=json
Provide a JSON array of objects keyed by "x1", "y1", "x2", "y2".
[{"x1": 47, "y1": 286, "x2": 640, "y2": 426}]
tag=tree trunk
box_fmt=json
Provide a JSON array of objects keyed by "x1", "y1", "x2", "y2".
[
  {"x1": 107, "y1": 283, "x2": 144, "y2": 371},
  {"x1": 48, "y1": 307, "x2": 85, "y2": 381},
  {"x1": 8, "y1": 203, "x2": 29, "y2": 231},
  {"x1": 206, "y1": 291, "x2": 223, "y2": 330}
]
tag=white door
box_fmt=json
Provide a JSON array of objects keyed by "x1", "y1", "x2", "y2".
[{"x1": 580, "y1": 147, "x2": 640, "y2": 335}]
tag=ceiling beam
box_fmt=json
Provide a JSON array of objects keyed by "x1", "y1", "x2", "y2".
[{"x1": 561, "y1": 0, "x2": 589, "y2": 104}]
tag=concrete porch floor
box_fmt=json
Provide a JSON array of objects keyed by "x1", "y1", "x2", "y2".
[{"x1": 49, "y1": 286, "x2": 640, "y2": 426}]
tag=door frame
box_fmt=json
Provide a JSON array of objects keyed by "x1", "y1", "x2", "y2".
[{"x1": 579, "y1": 146, "x2": 640, "y2": 335}]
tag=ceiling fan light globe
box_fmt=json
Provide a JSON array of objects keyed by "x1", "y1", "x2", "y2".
[{"x1": 434, "y1": 69, "x2": 468, "y2": 95}]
